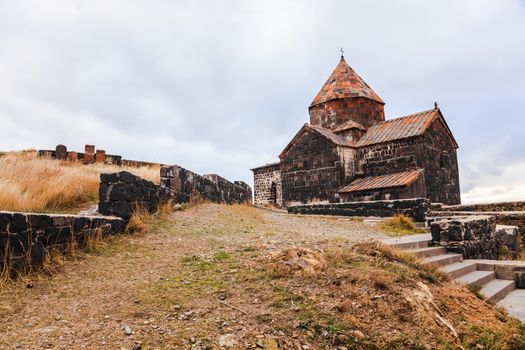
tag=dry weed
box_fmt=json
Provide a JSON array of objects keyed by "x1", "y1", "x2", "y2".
[
  {"x1": 379, "y1": 214, "x2": 426, "y2": 236},
  {"x1": 0, "y1": 151, "x2": 160, "y2": 212}
]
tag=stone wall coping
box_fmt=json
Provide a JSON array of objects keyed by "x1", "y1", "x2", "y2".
[
  {"x1": 468, "y1": 259, "x2": 525, "y2": 267},
  {"x1": 0, "y1": 210, "x2": 123, "y2": 221},
  {"x1": 430, "y1": 215, "x2": 495, "y2": 223},
  {"x1": 289, "y1": 197, "x2": 428, "y2": 209},
  {"x1": 431, "y1": 210, "x2": 525, "y2": 215}
]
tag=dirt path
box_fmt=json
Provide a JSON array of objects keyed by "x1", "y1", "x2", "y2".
[{"x1": 0, "y1": 204, "x2": 386, "y2": 350}]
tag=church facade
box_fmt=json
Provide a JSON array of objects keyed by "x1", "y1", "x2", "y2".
[{"x1": 252, "y1": 55, "x2": 461, "y2": 207}]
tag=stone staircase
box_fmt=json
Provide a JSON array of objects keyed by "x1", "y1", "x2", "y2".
[{"x1": 384, "y1": 234, "x2": 523, "y2": 316}]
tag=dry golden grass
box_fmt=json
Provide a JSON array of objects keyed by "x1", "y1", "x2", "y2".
[
  {"x1": 380, "y1": 214, "x2": 426, "y2": 237},
  {"x1": 0, "y1": 151, "x2": 160, "y2": 213}
]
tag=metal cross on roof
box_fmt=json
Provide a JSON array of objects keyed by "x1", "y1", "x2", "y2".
[{"x1": 340, "y1": 47, "x2": 344, "y2": 58}]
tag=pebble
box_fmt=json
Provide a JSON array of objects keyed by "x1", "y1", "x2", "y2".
[{"x1": 124, "y1": 325, "x2": 133, "y2": 336}]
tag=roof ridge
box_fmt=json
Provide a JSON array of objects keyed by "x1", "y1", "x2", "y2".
[{"x1": 373, "y1": 108, "x2": 438, "y2": 127}]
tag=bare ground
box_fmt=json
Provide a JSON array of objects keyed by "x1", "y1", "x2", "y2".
[{"x1": 0, "y1": 204, "x2": 523, "y2": 350}]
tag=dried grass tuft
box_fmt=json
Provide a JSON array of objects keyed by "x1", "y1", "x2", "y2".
[
  {"x1": 380, "y1": 214, "x2": 425, "y2": 237},
  {"x1": 0, "y1": 151, "x2": 160, "y2": 213}
]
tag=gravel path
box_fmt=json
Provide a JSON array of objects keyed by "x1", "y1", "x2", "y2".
[{"x1": 0, "y1": 204, "x2": 386, "y2": 349}]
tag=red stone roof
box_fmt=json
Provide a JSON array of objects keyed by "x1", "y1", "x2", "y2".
[
  {"x1": 338, "y1": 169, "x2": 424, "y2": 193},
  {"x1": 355, "y1": 108, "x2": 458, "y2": 148},
  {"x1": 333, "y1": 120, "x2": 366, "y2": 133},
  {"x1": 310, "y1": 57, "x2": 384, "y2": 107},
  {"x1": 279, "y1": 124, "x2": 354, "y2": 159}
]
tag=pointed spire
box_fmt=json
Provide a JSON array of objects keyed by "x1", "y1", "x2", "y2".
[
  {"x1": 309, "y1": 56, "x2": 384, "y2": 107},
  {"x1": 340, "y1": 47, "x2": 344, "y2": 59}
]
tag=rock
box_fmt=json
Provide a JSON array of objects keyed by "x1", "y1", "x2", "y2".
[
  {"x1": 124, "y1": 325, "x2": 133, "y2": 336},
  {"x1": 131, "y1": 344, "x2": 142, "y2": 350},
  {"x1": 218, "y1": 334, "x2": 237, "y2": 348},
  {"x1": 264, "y1": 338, "x2": 280, "y2": 350},
  {"x1": 351, "y1": 330, "x2": 364, "y2": 339}
]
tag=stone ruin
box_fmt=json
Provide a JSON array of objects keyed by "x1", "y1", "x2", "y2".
[
  {"x1": 38, "y1": 144, "x2": 164, "y2": 167},
  {"x1": 1, "y1": 158, "x2": 252, "y2": 272}
]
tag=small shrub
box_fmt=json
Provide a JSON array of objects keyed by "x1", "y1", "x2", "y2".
[
  {"x1": 466, "y1": 284, "x2": 484, "y2": 300},
  {"x1": 380, "y1": 214, "x2": 425, "y2": 237}
]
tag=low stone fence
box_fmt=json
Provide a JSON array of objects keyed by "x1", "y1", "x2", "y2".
[
  {"x1": 0, "y1": 211, "x2": 124, "y2": 272},
  {"x1": 428, "y1": 215, "x2": 520, "y2": 260},
  {"x1": 160, "y1": 165, "x2": 252, "y2": 204},
  {"x1": 436, "y1": 201, "x2": 525, "y2": 212},
  {"x1": 98, "y1": 171, "x2": 172, "y2": 220},
  {"x1": 287, "y1": 198, "x2": 429, "y2": 222}
]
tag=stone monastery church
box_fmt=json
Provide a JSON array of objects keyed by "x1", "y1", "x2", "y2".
[{"x1": 252, "y1": 54, "x2": 461, "y2": 207}]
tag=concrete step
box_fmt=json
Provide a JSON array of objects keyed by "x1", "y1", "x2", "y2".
[
  {"x1": 480, "y1": 279, "x2": 516, "y2": 303},
  {"x1": 383, "y1": 233, "x2": 432, "y2": 250},
  {"x1": 455, "y1": 270, "x2": 495, "y2": 287},
  {"x1": 498, "y1": 290, "x2": 525, "y2": 322},
  {"x1": 422, "y1": 253, "x2": 463, "y2": 267},
  {"x1": 441, "y1": 261, "x2": 478, "y2": 279},
  {"x1": 407, "y1": 246, "x2": 446, "y2": 258}
]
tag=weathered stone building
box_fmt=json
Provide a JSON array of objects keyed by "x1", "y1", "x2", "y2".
[{"x1": 252, "y1": 55, "x2": 461, "y2": 206}]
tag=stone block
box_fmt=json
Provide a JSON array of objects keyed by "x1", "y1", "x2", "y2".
[
  {"x1": 95, "y1": 150, "x2": 106, "y2": 163},
  {"x1": 10, "y1": 213, "x2": 28, "y2": 232},
  {"x1": 67, "y1": 151, "x2": 78, "y2": 162},
  {"x1": 55, "y1": 144, "x2": 67, "y2": 160}
]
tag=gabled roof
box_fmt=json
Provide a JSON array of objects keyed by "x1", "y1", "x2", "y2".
[
  {"x1": 338, "y1": 169, "x2": 424, "y2": 193},
  {"x1": 355, "y1": 108, "x2": 458, "y2": 148},
  {"x1": 250, "y1": 161, "x2": 281, "y2": 171},
  {"x1": 279, "y1": 124, "x2": 353, "y2": 159},
  {"x1": 310, "y1": 57, "x2": 384, "y2": 107},
  {"x1": 333, "y1": 120, "x2": 366, "y2": 133}
]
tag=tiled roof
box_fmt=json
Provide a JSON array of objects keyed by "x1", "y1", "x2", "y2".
[
  {"x1": 333, "y1": 120, "x2": 366, "y2": 132},
  {"x1": 279, "y1": 124, "x2": 354, "y2": 158},
  {"x1": 310, "y1": 57, "x2": 384, "y2": 107},
  {"x1": 338, "y1": 169, "x2": 424, "y2": 193},
  {"x1": 355, "y1": 108, "x2": 455, "y2": 147}
]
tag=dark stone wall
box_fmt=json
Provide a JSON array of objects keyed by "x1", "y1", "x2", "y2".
[
  {"x1": 309, "y1": 97, "x2": 385, "y2": 130},
  {"x1": 421, "y1": 120, "x2": 461, "y2": 205},
  {"x1": 98, "y1": 171, "x2": 172, "y2": 220},
  {"x1": 430, "y1": 210, "x2": 525, "y2": 250},
  {"x1": 280, "y1": 130, "x2": 344, "y2": 206},
  {"x1": 160, "y1": 165, "x2": 252, "y2": 205},
  {"x1": 428, "y1": 215, "x2": 519, "y2": 259},
  {"x1": 0, "y1": 211, "x2": 124, "y2": 272},
  {"x1": 357, "y1": 137, "x2": 423, "y2": 176},
  {"x1": 287, "y1": 198, "x2": 429, "y2": 222}
]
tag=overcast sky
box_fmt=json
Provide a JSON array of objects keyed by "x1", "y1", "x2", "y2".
[{"x1": 1, "y1": 0, "x2": 524, "y2": 204}]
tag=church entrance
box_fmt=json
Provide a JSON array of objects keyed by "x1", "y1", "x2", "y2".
[{"x1": 269, "y1": 182, "x2": 277, "y2": 204}]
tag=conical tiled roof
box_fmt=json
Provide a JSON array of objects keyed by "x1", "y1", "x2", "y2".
[{"x1": 310, "y1": 57, "x2": 384, "y2": 107}]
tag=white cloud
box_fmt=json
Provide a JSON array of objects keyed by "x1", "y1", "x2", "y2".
[{"x1": 0, "y1": 0, "x2": 524, "y2": 202}]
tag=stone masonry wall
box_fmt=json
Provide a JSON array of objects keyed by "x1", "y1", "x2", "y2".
[
  {"x1": 0, "y1": 211, "x2": 124, "y2": 272},
  {"x1": 428, "y1": 215, "x2": 519, "y2": 260},
  {"x1": 421, "y1": 119, "x2": 461, "y2": 205},
  {"x1": 280, "y1": 130, "x2": 344, "y2": 206},
  {"x1": 309, "y1": 97, "x2": 385, "y2": 130},
  {"x1": 252, "y1": 163, "x2": 282, "y2": 206},
  {"x1": 288, "y1": 198, "x2": 429, "y2": 222},
  {"x1": 357, "y1": 138, "x2": 422, "y2": 177},
  {"x1": 160, "y1": 165, "x2": 252, "y2": 205},
  {"x1": 98, "y1": 171, "x2": 172, "y2": 220}
]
